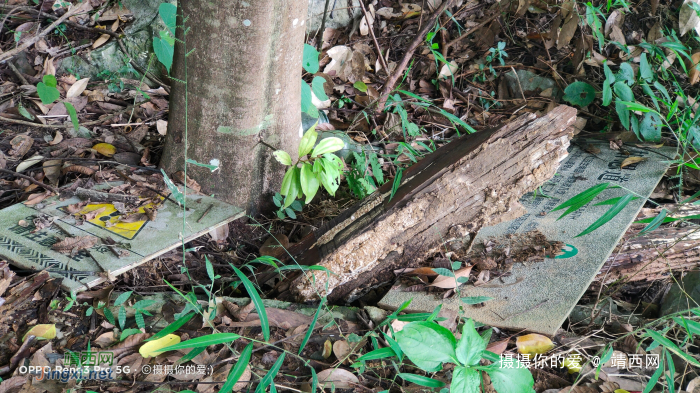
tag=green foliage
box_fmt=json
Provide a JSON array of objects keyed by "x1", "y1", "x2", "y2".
[
  {"x1": 153, "y1": 3, "x2": 177, "y2": 73},
  {"x1": 37, "y1": 75, "x2": 60, "y2": 104},
  {"x1": 232, "y1": 266, "x2": 270, "y2": 341},
  {"x1": 274, "y1": 124, "x2": 344, "y2": 207},
  {"x1": 394, "y1": 320, "x2": 535, "y2": 393},
  {"x1": 273, "y1": 193, "x2": 303, "y2": 219},
  {"x1": 301, "y1": 44, "x2": 322, "y2": 118},
  {"x1": 563, "y1": 81, "x2": 596, "y2": 107},
  {"x1": 346, "y1": 151, "x2": 384, "y2": 199},
  {"x1": 220, "y1": 342, "x2": 253, "y2": 393}
]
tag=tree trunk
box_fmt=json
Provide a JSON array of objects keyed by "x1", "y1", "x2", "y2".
[
  {"x1": 160, "y1": 0, "x2": 306, "y2": 215},
  {"x1": 280, "y1": 106, "x2": 577, "y2": 302}
]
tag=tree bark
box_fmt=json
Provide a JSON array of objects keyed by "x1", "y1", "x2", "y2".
[
  {"x1": 595, "y1": 205, "x2": 700, "y2": 285},
  {"x1": 282, "y1": 106, "x2": 577, "y2": 302},
  {"x1": 160, "y1": 0, "x2": 306, "y2": 215}
]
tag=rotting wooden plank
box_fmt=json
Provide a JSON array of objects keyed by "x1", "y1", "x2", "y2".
[{"x1": 284, "y1": 106, "x2": 577, "y2": 302}]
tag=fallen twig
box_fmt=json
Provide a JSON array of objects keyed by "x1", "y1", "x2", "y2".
[
  {"x1": 378, "y1": 0, "x2": 457, "y2": 111},
  {"x1": 359, "y1": 0, "x2": 390, "y2": 74},
  {"x1": 0, "y1": 168, "x2": 60, "y2": 194},
  {"x1": 0, "y1": 6, "x2": 80, "y2": 63}
]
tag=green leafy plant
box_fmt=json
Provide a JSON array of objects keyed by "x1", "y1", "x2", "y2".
[
  {"x1": 36, "y1": 74, "x2": 79, "y2": 132},
  {"x1": 64, "y1": 291, "x2": 78, "y2": 311},
  {"x1": 273, "y1": 193, "x2": 303, "y2": 219},
  {"x1": 153, "y1": 3, "x2": 177, "y2": 73},
  {"x1": 272, "y1": 124, "x2": 344, "y2": 207},
  {"x1": 346, "y1": 151, "x2": 384, "y2": 199},
  {"x1": 563, "y1": 81, "x2": 596, "y2": 107},
  {"x1": 392, "y1": 319, "x2": 534, "y2": 393},
  {"x1": 301, "y1": 44, "x2": 327, "y2": 119}
]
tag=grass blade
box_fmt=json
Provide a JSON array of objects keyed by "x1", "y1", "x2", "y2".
[
  {"x1": 642, "y1": 354, "x2": 664, "y2": 393},
  {"x1": 255, "y1": 352, "x2": 286, "y2": 393},
  {"x1": 637, "y1": 208, "x2": 667, "y2": 236},
  {"x1": 219, "y1": 342, "x2": 253, "y2": 393},
  {"x1": 389, "y1": 169, "x2": 403, "y2": 201},
  {"x1": 232, "y1": 266, "x2": 270, "y2": 341},
  {"x1": 552, "y1": 183, "x2": 610, "y2": 219},
  {"x1": 159, "y1": 333, "x2": 241, "y2": 352},
  {"x1": 666, "y1": 349, "x2": 675, "y2": 393},
  {"x1": 646, "y1": 329, "x2": 700, "y2": 367},
  {"x1": 576, "y1": 194, "x2": 635, "y2": 237},
  {"x1": 357, "y1": 347, "x2": 397, "y2": 361},
  {"x1": 146, "y1": 312, "x2": 194, "y2": 341},
  {"x1": 299, "y1": 298, "x2": 326, "y2": 355},
  {"x1": 398, "y1": 373, "x2": 445, "y2": 388}
]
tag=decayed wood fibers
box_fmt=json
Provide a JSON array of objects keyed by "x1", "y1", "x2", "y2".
[{"x1": 290, "y1": 106, "x2": 577, "y2": 301}]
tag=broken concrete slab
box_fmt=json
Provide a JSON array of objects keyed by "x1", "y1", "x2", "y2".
[
  {"x1": 0, "y1": 183, "x2": 244, "y2": 293},
  {"x1": 379, "y1": 141, "x2": 676, "y2": 335}
]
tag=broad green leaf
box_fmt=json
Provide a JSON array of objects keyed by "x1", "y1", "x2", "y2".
[
  {"x1": 64, "y1": 101, "x2": 79, "y2": 130},
  {"x1": 615, "y1": 100, "x2": 630, "y2": 130},
  {"x1": 576, "y1": 193, "x2": 635, "y2": 237},
  {"x1": 486, "y1": 360, "x2": 535, "y2": 393},
  {"x1": 604, "y1": 63, "x2": 616, "y2": 85},
  {"x1": 602, "y1": 84, "x2": 612, "y2": 106},
  {"x1": 357, "y1": 347, "x2": 397, "y2": 361},
  {"x1": 37, "y1": 82, "x2": 60, "y2": 104},
  {"x1": 461, "y1": 296, "x2": 494, "y2": 305},
  {"x1": 614, "y1": 82, "x2": 634, "y2": 101},
  {"x1": 114, "y1": 291, "x2": 133, "y2": 306},
  {"x1": 147, "y1": 312, "x2": 194, "y2": 342},
  {"x1": 18, "y1": 102, "x2": 34, "y2": 120},
  {"x1": 159, "y1": 3, "x2": 177, "y2": 34},
  {"x1": 312, "y1": 76, "x2": 329, "y2": 101},
  {"x1": 273, "y1": 150, "x2": 292, "y2": 166},
  {"x1": 563, "y1": 81, "x2": 596, "y2": 107},
  {"x1": 280, "y1": 167, "x2": 295, "y2": 196},
  {"x1": 618, "y1": 62, "x2": 635, "y2": 85},
  {"x1": 43, "y1": 74, "x2": 57, "y2": 88},
  {"x1": 22, "y1": 324, "x2": 56, "y2": 341},
  {"x1": 301, "y1": 81, "x2": 316, "y2": 117},
  {"x1": 232, "y1": 266, "x2": 270, "y2": 341},
  {"x1": 398, "y1": 373, "x2": 445, "y2": 388},
  {"x1": 120, "y1": 328, "x2": 141, "y2": 341},
  {"x1": 353, "y1": 81, "x2": 368, "y2": 92},
  {"x1": 551, "y1": 183, "x2": 609, "y2": 219},
  {"x1": 219, "y1": 342, "x2": 253, "y2": 393},
  {"x1": 640, "y1": 54, "x2": 653, "y2": 81},
  {"x1": 300, "y1": 163, "x2": 320, "y2": 203},
  {"x1": 451, "y1": 367, "x2": 480, "y2": 393},
  {"x1": 255, "y1": 352, "x2": 286, "y2": 393},
  {"x1": 646, "y1": 329, "x2": 700, "y2": 367},
  {"x1": 319, "y1": 165, "x2": 340, "y2": 196},
  {"x1": 302, "y1": 44, "x2": 320, "y2": 74},
  {"x1": 642, "y1": 83, "x2": 659, "y2": 110},
  {"x1": 640, "y1": 112, "x2": 663, "y2": 142},
  {"x1": 311, "y1": 137, "x2": 344, "y2": 157},
  {"x1": 299, "y1": 126, "x2": 318, "y2": 157},
  {"x1": 284, "y1": 167, "x2": 301, "y2": 207},
  {"x1": 433, "y1": 268, "x2": 454, "y2": 277},
  {"x1": 395, "y1": 321, "x2": 457, "y2": 372},
  {"x1": 299, "y1": 298, "x2": 325, "y2": 355},
  {"x1": 631, "y1": 115, "x2": 640, "y2": 140},
  {"x1": 159, "y1": 333, "x2": 241, "y2": 352},
  {"x1": 383, "y1": 332, "x2": 404, "y2": 361},
  {"x1": 153, "y1": 36, "x2": 174, "y2": 73},
  {"x1": 456, "y1": 319, "x2": 486, "y2": 366}
]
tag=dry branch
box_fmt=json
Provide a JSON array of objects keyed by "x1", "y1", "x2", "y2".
[{"x1": 285, "y1": 105, "x2": 577, "y2": 302}]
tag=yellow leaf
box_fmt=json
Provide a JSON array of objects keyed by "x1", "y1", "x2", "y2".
[
  {"x1": 322, "y1": 339, "x2": 333, "y2": 358},
  {"x1": 614, "y1": 390, "x2": 630, "y2": 393},
  {"x1": 139, "y1": 334, "x2": 180, "y2": 358},
  {"x1": 23, "y1": 324, "x2": 56, "y2": 341},
  {"x1": 93, "y1": 143, "x2": 116, "y2": 157},
  {"x1": 516, "y1": 333, "x2": 555, "y2": 355},
  {"x1": 620, "y1": 156, "x2": 647, "y2": 168}
]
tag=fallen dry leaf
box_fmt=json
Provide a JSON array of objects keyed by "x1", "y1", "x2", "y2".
[
  {"x1": 516, "y1": 333, "x2": 555, "y2": 355},
  {"x1": 48, "y1": 131, "x2": 63, "y2": 145},
  {"x1": 157, "y1": 119, "x2": 168, "y2": 135},
  {"x1": 322, "y1": 339, "x2": 333, "y2": 358},
  {"x1": 9, "y1": 134, "x2": 33, "y2": 157},
  {"x1": 430, "y1": 266, "x2": 473, "y2": 288},
  {"x1": 52, "y1": 236, "x2": 99, "y2": 256},
  {"x1": 93, "y1": 33, "x2": 111, "y2": 48},
  {"x1": 66, "y1": 78, "x2": 90, "y2": 98},
  {"x1": 688, "y1": 52, "x2": 700, "y2": 85},
  {"x1": 315, "y1": 368, "x2": 359, "y2": 389},
  {"x1": 23, "y1": 324, "x2": 56, "y2": 341},
  {"x1": 486, "y1": 339, "x2": 509, "y2": 355},
  {"x1": 24, "y1": 192, "x2": 51, "y2": 206},
  {"x1": 620, "y1": 156, "x2": 647, "y2": 168},
  {"x1": 43, "y1": 159, "x2": 62, "y2": 185}
]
